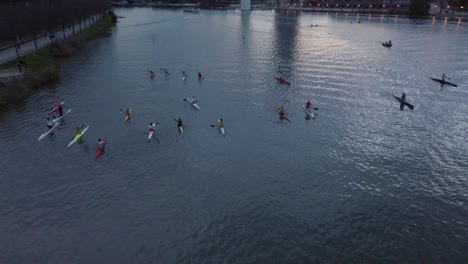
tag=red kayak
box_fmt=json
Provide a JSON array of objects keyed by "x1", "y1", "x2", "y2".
[
  {"x1": 275, "y1": 77, "x2": 291, "y2": 86},
  {"x1": 95, "y1": 138, "x2": 107, "y2": 161},
  {"x1": 275, "y1": 108, "x2": 291, "y2": 122}
]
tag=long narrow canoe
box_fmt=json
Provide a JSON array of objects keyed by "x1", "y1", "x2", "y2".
[
  {"x1": 275, "y1": 77, "x2": 291, "y2": 86},
  {"x1": 148, "y1": 124, "x2": 156, "y2": 141},
  {"x1": 302, "y1": 105, "x2": 315, "y2": 118},
  {"x1": 275, "y1": 108, "x2": 291, "y2": 122},
  {"x1": 37, "y1": 122, "x2": 59, "y2": 141},
  {"x1": 124, "y1": 109, "x2": 132, "y2": 123},
  {"x1": 393, "y1": 95, "x2": 414, "y2": 110},
  {"x1": 430, "y1": 78, "x2": 457, "y2": 87},
  {"x1": 67, "y1": 126, "x2": 90, "y2": 148},
  {"x1": 52, "y1": 109, "x2": 71, "y2": 123},
  {"x1": 95, "y1": 138, "x2": 107, "y2": 160},
  {"x1": 185, "y1": 98, "x2": 200, "y2": 110}
]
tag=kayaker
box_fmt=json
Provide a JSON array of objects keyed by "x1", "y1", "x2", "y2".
[
  {"x1": 149, "y1": 122, "x2": 156, "y2": 132},
  {"x1": 442, "y1": 74, "x2": 446, "y2": 81},
  {"x1": 75, "y1": 126, "x2": 82, "y2": 136},
  {"x1": 125, "y1": 108, "x2": 131, "y2": 119},
  {"x1": 401, "y1": 93, "x2": 406, "y2": 102},
  {"x1": 163, "y1": 68, "x2": 169, "y2": 75},
  {"x1": 306, "y1": 100, "x2": 312, "y2": 110},
  {"x1": 389, "y1": 40, "x2": 392, "y2": 44},
  {"x1": 182, "y1": 71, "x2": 187, "y2": 77},
  {"x1": 97, "y1": 138, "x2": 104, "y2": 148},
  {"x1": 46, "y1": 118, "x2": 53, "y2": 129},
  {"x1": 278, "y1": 106, "x2": 286, "y2": 116},
  {"x1": 191, "y1": 96, "x2": 198, "y2": 103},
  {"x1": 198, "y1": 72, "x2": 203, "y2": 80},
  {"x1": 176, "y1": 118, "x2": 183, "y2": 128},
  {"x1": 218, "y1": 119, "x2": 224, "y2": 128},
  {"x1": 57, "y1": 103, "x2": 63, "y2": 116},
  {"x1": 150, "y1": 70, "x2": 154, "y2": 76}
]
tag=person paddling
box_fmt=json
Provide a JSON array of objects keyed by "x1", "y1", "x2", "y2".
[
  {"x1": 278, "y1": 106, "x2": 286, "y2": 117},
  {"x1": 75, "y1": 126, "x2": 82, "y2": 136},
  {"x1": 149, "y1": 122, "x2": 156, "y2": 132},
  {"x1": 306, "y1": 100, "x2": 312, "y2": 110},
  {"x1": 218, "y1": 118, "x2": 224, "y2": 128},
  {"x1": 442, "y1": 73, "x2": 447, "y2": 81},
  {"x1": 125, "y1": 108, "x2": 131, "y2": 119},
  {"x1": 198, "y1": 72, "x2": 203, "y2": 80},
  {"x1": 176, "y1": 118, "x2": 183, "y2": 128},
  {"x1": 150, "y1": 70, "x2": 154, "y2": 76},
  {"x1": 97, "y1": 138, "x2": 104, "y2": 148},
  {"x1": 57, "y1": 102, "x2": 63, "y2": 116},
  {"x1": 46, "y1": 118, "x2": 53, "y2": 129}
]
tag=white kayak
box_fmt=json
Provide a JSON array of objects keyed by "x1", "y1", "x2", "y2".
[
  {"x1": 303, "y1": 105, "x2": 315, "y2": 118},
  {"x1": 219, "y1": 126, "x2": 225, "y2": 136},
  {"x1": 52, "y1": 109, "x2": 71, "y2": 123},
  {"x1": 186, "y1": 98, "x2": 200, "y2": 110},
  {"x1": 38, "y1": 122, "x2": 59, "y2": 141},
  {"x1": 148, "y1": 124, "x2": 156, "y2": 141},
  {"x1": 67, "y1": 126, "x2": 89, "y2": 148},
  {"x1": 182, "y1": 75, "x2": 187, "y2": 81}
]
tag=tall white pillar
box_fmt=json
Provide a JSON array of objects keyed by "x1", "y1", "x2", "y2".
[{"x1": 241, "y1": 0, "x2": 251, "y2": 11}]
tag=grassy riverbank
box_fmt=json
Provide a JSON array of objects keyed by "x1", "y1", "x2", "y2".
[{"x1": 0, "y1": 11, "x2": 117, "y2": 109}]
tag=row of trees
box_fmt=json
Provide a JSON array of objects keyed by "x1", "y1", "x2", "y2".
[{"x1": 0, "y1": 0, "x2": 111, "y2": 44}]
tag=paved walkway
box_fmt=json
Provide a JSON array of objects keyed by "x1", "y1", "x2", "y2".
[{"x1": 0, "y1": 15, "x2": 101, "y2": 65}]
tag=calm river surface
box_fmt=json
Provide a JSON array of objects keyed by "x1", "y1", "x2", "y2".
[{"x1": 0, "y1": 8, "x2": 467, "y2": 263}]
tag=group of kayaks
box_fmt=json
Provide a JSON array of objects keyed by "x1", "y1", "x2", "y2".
[
  {"x1": 392, "y1": 75, "x2": 458, "y2": 110},
  {"x1": 274, "y1": 100, "x2": 318, "y2": 122},
  {"x1": 149, "y1": 69, "x2": 203, "y2": 81},
  {"x1": 38, "y1": 96, "x2": 226, "y2": 161},
  {"x1": 37, "y1": 71, "x2": 458, "y2": 160},
  {"x1": 37, "y1": 102, "x2": 106, "y2": 160}
]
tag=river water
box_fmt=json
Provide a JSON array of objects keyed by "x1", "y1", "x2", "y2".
[{"x1": 0, "y1": 8, "x2": 467, "y2": 263}]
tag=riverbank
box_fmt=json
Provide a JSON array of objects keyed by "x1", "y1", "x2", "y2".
[{"x1": 0, "y1": 11, "x2": 117, "y2": 110}]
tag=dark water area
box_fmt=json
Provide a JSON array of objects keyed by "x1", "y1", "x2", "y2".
[{"x1": 0, "y1": 8, "x2": 467, "y2": 263}]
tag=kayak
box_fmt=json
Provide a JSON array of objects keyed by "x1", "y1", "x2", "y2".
[
  {"x1": 186, "y1": 98, "x2": 200, "y2": 110},
  {"x1": 218, "y1": 120, "x2": 225, "y2": 136},
  {"x1": 52, "y1": 109, "x2": 71, "y2": 123},
  {"x1": 37, "y1": 122, "x2": 59, "y2": 141},
  {"x1": 95, "y1": 138, "x2": 107, "y2": 160},
  {"x1": 430, "y1": 78, "x2": 457, "y2": 87},
  {"x1": 382, "y1": 42, "x2": 392, "y2": 47},
  {"x1": 303, "y1": 105, "x2": 315, "y2": 118},
  {"x1": 275, "y1": 77, "x2": 291, "y2": 86},
  {"x1": 178, "y1": 126, "x2": 184, "y2": 134},
  {"x1": 67, "y1": 126, "x2": 90, "y2": 148},
  {"x1": 275, "y1": 108, "x2": 291, "y2": 122},
  {"x1": 393, "y1": 95, "x2": 414, "y2": 110},
  {"x1": 148, "y1": 125, "x2": 155, "y2": 141},
  {"x1": 182, "y1": 75, "x2": 187, "y2": 81},
  {"x1": 49, "y1": 101, "x2": 65, "y2": 114},
  {"x1": 124, "y1": 109, "x2": 131, "y2": 123}
]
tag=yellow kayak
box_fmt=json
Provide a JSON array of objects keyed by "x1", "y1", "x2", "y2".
[{"x1": 124, "y1": 109, "x2": 132, "y2": 123}]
